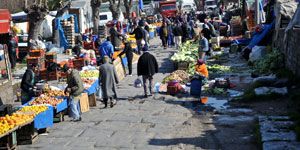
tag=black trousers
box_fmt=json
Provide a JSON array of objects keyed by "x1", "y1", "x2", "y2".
[
  {"x1": 161, "y1": 36, "x2": 167, "y2": 48},
  {"x1": 103, "y1": 97, "x2": 113, "y2": 104},
  {"x1": 127, "y1": 54, "x2": 133, "y2": 75},
  {"x1": 9, "y1": 52, "x2": 16, "y2": 69}
]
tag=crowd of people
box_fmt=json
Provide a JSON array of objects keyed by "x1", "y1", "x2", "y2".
[{"x1": 18, "y1": 7, "x2": 239, "y2": 122}]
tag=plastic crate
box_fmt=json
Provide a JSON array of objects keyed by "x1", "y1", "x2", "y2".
[
  {"x1": 46, "y1": 52, "x2": 57, "y2": 60},
  {"x1": 29, "y1": 50, "x2": 45, "y2": 57}
]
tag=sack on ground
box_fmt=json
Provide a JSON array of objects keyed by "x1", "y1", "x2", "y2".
[{"x1": 134, "y1": 78, "x2": 142, "y2": 88}]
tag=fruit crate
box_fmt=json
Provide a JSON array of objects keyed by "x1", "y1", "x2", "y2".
[
  {"x1": 45, "y1": 52, "x2": 57, "y2": 61},
  {"x1": 0, "y1": 130, "x2": 17, "y2": 150},
  {"x1": 26, "y1": 57, "x2": 42, "y2": 65},
  {"x1": 17, "y1": 122, "x2": 38, "y2": 145},
  {"x1": 29, "y1": 50, "x2": 45, "y2": 57}
]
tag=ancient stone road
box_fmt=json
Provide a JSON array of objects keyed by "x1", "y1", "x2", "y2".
[{"x1": 19, "y1": 38, "x2": 258, "y2": 150}]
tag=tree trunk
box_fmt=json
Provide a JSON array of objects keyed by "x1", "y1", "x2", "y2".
[
  {"x1": 92, "y1": 7, "x2": 100, "y2": 35},
  {"x1": 109, "y1": 0, "x2": 121, "y2": 20},
  {"x1": 28, "y1": 19, "x2": 44, "y2": 41},
  {"x1": 25, "y1": 4, "x2": 48, "y2": 41},
  {"x1": 91, "y1": 0, "x2": 102, "y2": 35},
  {"x1": 124, "y1": 0, "x2": 132, "y2": 19},
  {"x1": 109, "y1": 4, "x2": 119, "y2": 20}
]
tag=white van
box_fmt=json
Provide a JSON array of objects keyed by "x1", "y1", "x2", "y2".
[
  {"x1": 99, "y1": 2, "x2": 124, "y2": 26},
  {"x1": 99, "y1": 12, "x2": 113, "y2": 26},
  {"x1": 182, "y1": 3, "x2": 196, "y2": 13},
  {"x1": 205, "y1": 0, "x2": 217, "y2": 11}
]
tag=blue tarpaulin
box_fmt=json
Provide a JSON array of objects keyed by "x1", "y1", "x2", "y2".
[
  {"x1": 84, "y1": 80, "x2": 99, "y2": 95},
  {"x1": 34, "y1": 106, "x2": 54, "y2": 129},
  {"x1": 247, "y1": 21, "x2": 275, "y2": 49},
  {"x1": 54, "y1": 14, "x2": 79, "y2": 50}
]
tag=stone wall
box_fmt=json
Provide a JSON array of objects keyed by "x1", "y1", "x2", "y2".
[
  {"x1": 0, "y1": 80, "x2": 14, "y2": 105},
  {"x1": 275, "y1": 28, "x2": 300, "y2": 77}
]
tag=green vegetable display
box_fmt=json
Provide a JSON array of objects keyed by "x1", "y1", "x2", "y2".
[
  {"x1": 207, "y1": 64, "x2": 231, "y2": 74},
  {"x1": 171, "y1": 41, "x2": 198, "y2": 62}
]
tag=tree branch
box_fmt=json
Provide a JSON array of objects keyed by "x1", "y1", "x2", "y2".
[{"x1": 117, "y1": 0, "x2": 121, "y2": 8}]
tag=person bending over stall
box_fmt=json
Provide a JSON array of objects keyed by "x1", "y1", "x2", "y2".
[
  {"x1": 63, "y1": 64, "x2": 84, "y2": 122},
  {"x1": 21, "y1": 64, "x2": 38, "y2": 104}
]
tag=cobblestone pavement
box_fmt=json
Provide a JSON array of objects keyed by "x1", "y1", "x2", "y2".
[{"x1": 19, "y1": 38, "x2": 258, "y2": 150}]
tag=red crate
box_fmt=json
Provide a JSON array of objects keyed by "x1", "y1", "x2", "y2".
[
  {"x1": 46, "y1": 52, "x2": 57, "y2": 60},
  {"x1": 29, "y1": 50, "x2": 45, "y2": 57}
]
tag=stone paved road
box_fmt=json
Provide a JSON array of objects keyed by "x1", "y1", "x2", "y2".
[{"x1": 19, "y1": 38, "x2": 258, "y2": 150}]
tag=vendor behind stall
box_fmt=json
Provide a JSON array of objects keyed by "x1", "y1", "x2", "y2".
[
  {"x1": 63, "y1": 64, "x2": 84, "y2": 122},
  {"x1": 21, "y1": 64, "x2": 38, "y2": 104}
]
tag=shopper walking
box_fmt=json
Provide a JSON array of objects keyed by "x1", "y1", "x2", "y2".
[
  {"x1": 159, "y1": 22, "x2": 168, "y2": 49},
  {"x1": 99, "y1": 56, "x2": 119, "y2": 108},
  {"x1": 137, "y1": 47, "x2": 158, "y2": 98},
  {"x1": 119, "y1": 37, "x2": 134, "y2": 76},
  {"x1": 63, "y1": 64, "x2": 84, "y2": 122},
  {"x1": 131, "y1": 20, "x2": 145, "y2": 54},
  {"x1": 173, "y1": 21, "x2": 183, "y2": 49}
]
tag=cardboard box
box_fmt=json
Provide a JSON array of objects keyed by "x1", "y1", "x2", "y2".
[
  {"x1": 88, "y1": 93, "x2": 97, "y2": 107},
  {"x1": 80, "y1": 93, "x2": 89, "y2": 113}
]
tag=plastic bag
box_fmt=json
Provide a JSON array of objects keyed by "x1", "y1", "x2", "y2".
[{"x1": 134, "y1": 78, "x2": 142, "y2": 88}]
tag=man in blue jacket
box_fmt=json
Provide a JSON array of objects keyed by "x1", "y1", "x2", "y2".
[{"x1": 99, "y1": 37, "x2": 114, "y2": 62}]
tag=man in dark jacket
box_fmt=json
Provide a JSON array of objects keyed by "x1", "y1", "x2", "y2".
[
  {"x1": 99, "y1": 56, "x2": 119, "y2": 108},
  {"x1": 131, "y1": 20, "x2": 145, "y2": 54},
  {"x1": 119, "y1": 37, "x2": 134, "y2": 76},
  {"x1": 63, "y1": 64, "x2": 84, "y2": 122},
  {"x1": 173, "y1": 22, "x2": 183, "y2": 49},
  {"x1": 137, "y1": 47, "x2": 158, "y2": 98},
  {"x1": 159, "y1": 22, "x2": 168, "y2": 49},
  {"x1": 8, "y1": 35, "x2": 17, "y2": 69},
  {"x1": 181, "y1": 22, "x2": 189, "y2": 43},
  {"x1": 21, "y1": 64, "x2": 38, "y2": 104}
]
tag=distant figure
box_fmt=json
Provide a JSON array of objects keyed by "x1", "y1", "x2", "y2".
[
  {"x1": 137, "y1": 47, "x2": 158, "y2": 98},
  {"x1": 99, "y1": 56, "x2": 119, "y2": 108},
  {"x1": 159, "y1": 22, "x2": 168, "y2": 49},
  {"x1": 198, "y1": 31, "x2": 209, "y2": 61},
  {"x1": 119, "y1": 36, "x2": 134, "y2": 76},
  {"x1": 8, "y1": 34, "x2": 17, "y2": 69},
  {"x1": 131, "y1": 20, "x2": 146, "y2": 54},
  {"x1": 109, "y1": 23, "x2": 123, "y2": 50},
  {"x1": 173, "y1": 21, "x2": 183, "y2": 49},
  {"x1": 99, "y1": 37, "x2": 114, "y2": 61}
]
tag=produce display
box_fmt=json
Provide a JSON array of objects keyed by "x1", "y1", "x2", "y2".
[
  {"x1": 44, "y1": 88, "x2": 66, "y2": 97},
  {"x1": 163, "y1": 70, "x2": 190, "y2": 84},
  {"x1": 171, "y1": 41, "x2": 198, "y2": 62},
  {"x1": 80, "y1": 70, "x2": 99, "y2": 78},
  {"x1": 17, "y1": 106, "x2": 48, "y2": 116},
  {"x1": 30, "y1": 95, "x2": 63, "y2": 107},
  {"x1": 0, "y1": 114, "x2": 34, "y2": 135},
  {"x1": 82, "y1": 78, "x2": 97, "y2": 89},
  {"x1": 207, "y1": 64, "x2": 231, "y2": 74}
]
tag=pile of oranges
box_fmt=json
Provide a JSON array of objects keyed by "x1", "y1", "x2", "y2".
[
  {"x1": 17, "y1": 105, "x2": 48, "y2": 116},
  {"x1": 0, "y1": 114, "x2": 34, "y2": 135}
]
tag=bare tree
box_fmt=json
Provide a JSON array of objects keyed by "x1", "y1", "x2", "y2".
[
  {"x1": 123, "y1": 0, "x2": 133, "y2": 19},
  {"x1": 108, "y1": 0, "x2": 121, "y2": 20},
  {"x1": 91, "y1": 0, "x2": 102, "y2": 35},
  {"x1": 24, "y1": 0, "x2": 49, "y2": 41}
]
